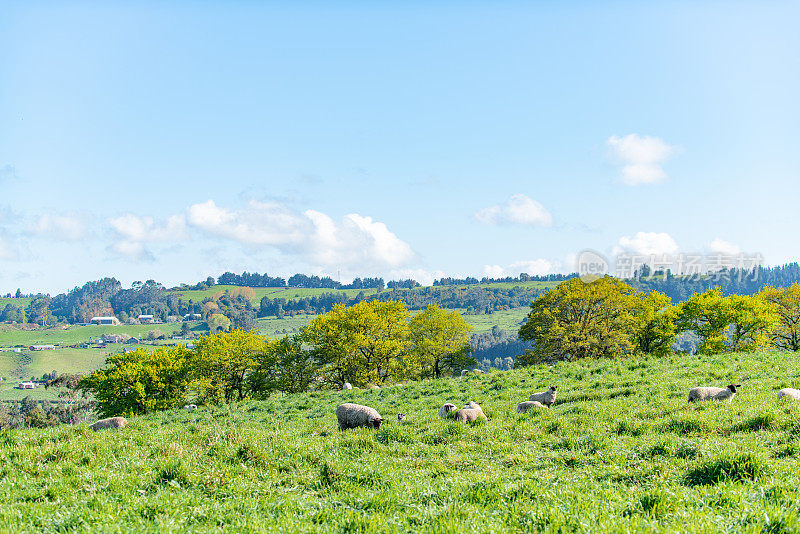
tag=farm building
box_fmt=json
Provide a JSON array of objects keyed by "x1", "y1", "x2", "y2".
[
  {"x1": 183, "y1": 313, "x2": 202, "y2": 320},
  {"x1": 18, "y1": 381, "x2": 35, "y2": 389},
  {"x1": 101, "y1": 334, "x2": 123, "y2": 343},
  {"x1": 138, "y1": 315, "x2": 155, "y2": 324},
  {"x1": 29, "y1": 345, "x2": 56, "y2": 351},
  {"x1": 90, "y1": 316, "x2": 120, "y2": 325}
]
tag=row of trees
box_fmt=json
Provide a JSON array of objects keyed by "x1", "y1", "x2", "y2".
[
  {"x1": 79, "y1": 302, "x2": 474, "y2": 417},
  {"x1": 515, "y1": 277, "x2": 800, "y2": 366}
]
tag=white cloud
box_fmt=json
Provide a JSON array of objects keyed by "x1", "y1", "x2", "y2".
[
  {"x1": 31, "y1": 213, "x2": 88, "y2": 241},
  {"x1": 709, "y1": 238, "x2": 741, "y2": 255},
  {"x1": 483, "y1": 259, "x2": 554, "y2": 278},
  {"x1": 186, "y1": 200, "x2": 415, "y2": 271},
  {"x1": 0, "y1": 233, "x2": 16, "y2": 260},
  {"x1": 614, "y1": 231, "x2": 679, "y2": 256},
  {"x1": 607, "y1": 134, "x2": 677, "y2": 185},
  {"x1": 108, "y1": 213, "x2": 187, "y2": 260},
  {"x1": 475, "y1": 194, "x2": 553, "y2": 227}
]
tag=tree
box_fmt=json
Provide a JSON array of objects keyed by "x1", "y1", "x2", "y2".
[
  {"x1": 248, "y1": 335, "x2": 318, "y2": 396},
  {"x1": 633, "y1": 291, "x2": 678, "y2": 356},
  {"x1": 79, "y1": 346, "x2": 193, "y2": 417},
  {"x1": 516, "y1": 276, "x2": 639, "y2": 365},
  {"x1": 303, "y1": 300, "x2": 411, "y2": 386},
  {"x1": 46, "y1": 373, "x2": 93, "y2": 424},
  {"x1": 676, "y1": 288, "x2": 778, "y2": 353},
  {"x1": 191, "y1": 329, "x2": 265, "y2": 403},
  {"x1": 208, "y1": 313, "x2": 231, "y2": 333},
  {"x1": 408, "y1": 304, "x2": 473, "y2": 378},
  {"x1": 760, "y1": 284, "x2": 800, "y2": 351}
]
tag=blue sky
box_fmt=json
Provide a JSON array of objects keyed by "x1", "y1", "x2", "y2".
[{"x1": 1, "y1": 1, "x2": 798, "y2": 294}]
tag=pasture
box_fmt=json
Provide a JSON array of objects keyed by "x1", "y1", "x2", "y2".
[{"x1": 2, "y1": 350, "x2": 800, "y2": 532}]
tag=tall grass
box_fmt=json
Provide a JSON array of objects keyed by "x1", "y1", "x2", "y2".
[{"x1": 1, "y1": 350, "x2": 800, "y2": 532}]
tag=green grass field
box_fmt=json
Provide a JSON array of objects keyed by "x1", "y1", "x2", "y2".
[
  {"x1": 0, "y1": 323, "x2": 190, "y2": 347},
  {"x1": 2, "y1": 350, "x2": 800, "y2": 532}
]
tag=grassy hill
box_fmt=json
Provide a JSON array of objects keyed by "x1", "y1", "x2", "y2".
[{"x1": 2, "y1": 350, "x2": 800, "y2": 532}]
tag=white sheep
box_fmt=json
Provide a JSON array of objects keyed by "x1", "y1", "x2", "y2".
[
  {"x1": 778, "y1": 388, "x2": 800, "y2": 400},
  {"x1": 687, "y1": 384, "x2": 740, "y2": 402},
  {"x1": 438, "y1": 403, "x2": 457, "y2": 419},
  {"x1": 461, "y1": 370, "x2": 469, "y2": 377},
  {"x1": 89, "y1": 416, "x2": 128, "y2": 432},
  {"x1": 517, "y1": 400, "x2": 547, "y2": 413},
  {"x1": 453, "y1": 402, "x2": 486, "y2": 424},
  {"x1": 182, "y1": 404, "x2": 197, "y2": 410},
  {"x1": 343, "y1": 382, "x2": 353, "y2": 390},
  {"x1": 336, "y1": 403, "x2": 383, "y2": 430},
  {"x1": 474, "y1": 369, "x2": 485, "y2": 375},
  {"x1": 529, "y1": 386, "x2": 557, "y2": 407}
]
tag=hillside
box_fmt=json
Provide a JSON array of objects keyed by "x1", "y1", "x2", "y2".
[{"x1": 2, "y1": 350, "x2": 800, "y2": 532}]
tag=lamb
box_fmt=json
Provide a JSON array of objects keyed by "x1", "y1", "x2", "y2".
[
  {"x1": 342, "y1": 382, "x2": 353, "y2": 390},
  {"x1": 397, "y1": 413, "x2": 407, "y2": 422},
  {"x1": 687, "y1": 384, "x2": 740, "y2": 402},
  {"x1": 517, "y1": 400, "x2": 547, "y2": 413},
  {"x1": 529, "y1": 386, "x2": 557, "y2": 407},
  {"x1": 89, "y1": 416, "x2": 127, "y2": 432},
  {"x1": 778, "y1": 388, "x2": 800, "y2": 400},
  {"x1": 453, "y1": 402, "x2": 487, "y2": 424},
  {"x1": 336, "y1": 403, "x2": 383, "y2": 430},
  {"x1": 183, "y1": 404, "x2": 197, "y2": 410},
  {"x1": 438, "y1": 403, "x2": 457, "y2": 419}
]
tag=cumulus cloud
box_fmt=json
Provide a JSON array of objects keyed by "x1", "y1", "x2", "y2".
[
  {"x1": 387, "y1": 268, "x2": 446, "y2": 287},
  {"x1": 709, "y1": 238, "x2": 741, "y2": 256},
  {"x1": 108, "y1": 213, "x2": 187, "y2": 260},
  {"x1": 614, "y1": 231, "x2": 679, "y2": 256},
  {"x1": 483, "y1": 259, "x2": 554, "y2": 278},
  {"x1": 607, "y1": 134, "x2": 677, "y2": 185},
  {"x1": 187, "y1": 200, "x2": 415, "y2": 271},
  {"x1": 475, "y1": 194, "x2": 553, "y2": 227},
  {"x1": 31, "y1": 213, "x2": 88, "y2": 241}
]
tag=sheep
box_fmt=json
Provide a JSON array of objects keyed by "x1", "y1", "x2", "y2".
[
  {"x1": 368, "y1": 384, "x2": 381, "y2": 390},
  {"x1": 182, "y1": 404, "x2": 197, "y2": 410},
  {"x1": 453, "y1": 402, "x2": 487, "y2": 424},
  {"x1": 336, "y1": 403, "x2": 383, "y2": 430},
  {"x1": 343, "y1": 382, "x2": 353, "y2": 390},
  {"x1": 461, "y1": 370, "x2": 470, "y2": 377},
  {"x1": 517, "y1": 400, "x2": 547, "y2": 413},
  {"x1": 474, "y1": 369, "x2": 485, "y2": 375},
  {"x1": 397, "y1": 413, "x2": 407, "y2": 422},
  {"x1": 778, "y1": 388, "x2": 800, "y2": 401},
  {"x1": 687, "y1": 384, "x2": 740, "y2": 402},
  {"x1": 529, "y1": 386, "x2": 557, "y2": 407},
  {"x1": 438, "y1": 403, "x2": 457, "y2": 419},
  {"x1": 89, "y1": 416, "x2": 127, "y2": 432}
]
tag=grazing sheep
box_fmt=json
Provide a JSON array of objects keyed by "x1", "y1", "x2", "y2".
[
  {"x1": 474, "y1": 369, "x2": 485, "y2": 375},
  {"x1": 453, "y1": 402, "x2": 487, "y2": 424},
  {"x1": 461, "y1": 370, "x2": 470, "y2": 377},
  {"x1": 89, "y1": 416, "x2": 127, "y2": 432},
  {"x1": 778, "y1": 388, "x2": 800, "y2": 400},
  {"x1": 336, "y1": 403, "x2": 383, "y2": 430},
  {"x1": 529, "y1": 386, "x2": 557, "y2": 407},
  {"x1": 687, "y1": 384, "x2": 740, "y2": 402},
  {"x1": 343, "y1": 382, "x2": 353, "y2": 390},
  {"x1": 517, "y1": 400, "x2": 547, "y2": 413},
  {"x1": 439, "y1": 403, "x2": 457, "y2": 419},
  {"x1": 183, "y1": 404, "x2": 197, "y2": 410},
  {"x1": 368, "y1": 384, "x2": 381, "y2": 390},
  {"x1": 397, "y1": 413, "x2": 407, "y2": 422}
]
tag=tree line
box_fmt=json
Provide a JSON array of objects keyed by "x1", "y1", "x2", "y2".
[
  {"x1": 78, "y1": 302, "x2": 474, "y2": 417},
  {"x1": 515, "y1": 277, "x2": 800, "y2": 366}
]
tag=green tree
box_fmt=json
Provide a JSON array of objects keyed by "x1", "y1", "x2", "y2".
[
  {"x1": 633, "y1": 291, "x2": 678, "y2": 356},
  {"x1": 192, "y1": 329, "x2": 265, "y2": 403},
  {"x1": 79, "y1": 346, "x2": 193, "y2": 417},
  {"x1": 248, "y1": 335, "x2": 318, "y2": 396},
  {"x1": 516, "y1": 276, "x2": 639, "y2": 365},
  {"x1": 760, "y1": 284, "x2": 800, "y2": 351},
  {"x1": 24, "y1": 405, "x2": 59, "y2": 428},
  {"x1": 727, "y1": 293, "x2": 779, "y2": 352},
  {"x1": 408, "y1": 304, "x2": 473, "y2": 378},
  {"x1": 208, "y1": 313, "x2": 231, "y2": 333}
]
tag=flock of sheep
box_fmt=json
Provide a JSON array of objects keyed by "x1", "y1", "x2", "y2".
[
  {"x1": 335, "y1": 383, "x2": 800, "y2": 431},
  {"x1": 84, "y1": 382, "x2": 800, "y2": 434}
]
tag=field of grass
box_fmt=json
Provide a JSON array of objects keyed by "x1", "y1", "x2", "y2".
[
  {"x1": 0, "y1": 323, "x2": 191, "y2": 348},
  {"x1": 2, "y1": 350, "x2": 800, "y2": 531},
  {"x1": 463, "y1": 307, "x2": 529, "y2": 333}
]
